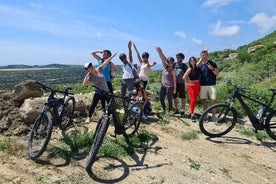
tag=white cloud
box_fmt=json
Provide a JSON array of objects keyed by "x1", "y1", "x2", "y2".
[
  {"x1": 202, "y1": 0, "x2": 237, "y2": 7},
  {"x1": 174, "y1": 31, "x2": 186, "y2": 39},
  {"x1": 192, "y1": 38, "x2": 202, "y2": 45},
  {"x1": 249, "y1": 13, "x2": 276, "y2": 33},
  {"x1": 212, "y1": 21, "x2": 240, "y2": 36}
]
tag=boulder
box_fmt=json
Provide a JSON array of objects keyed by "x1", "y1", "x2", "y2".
[
  {"x1": 19, "y1": 97, "x2": 47, "y2": 122},
  {"x1": 11, "y1": 80, "x2": 43, "y2": 107}
]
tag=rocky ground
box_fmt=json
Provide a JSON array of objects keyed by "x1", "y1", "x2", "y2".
[
  {"x1": 0, "y1": 112, "x2": 275, "y2": 184},
  {"x1": 0, "y1": 88, "x2": 275, "y2": 184}
]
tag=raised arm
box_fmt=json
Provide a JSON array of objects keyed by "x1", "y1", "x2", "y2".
[
  {"x1": 128, "y1": 41, "x2": 133, "y2": 63},
  {"x1": 100, "y1": 52, "x2": 117, "y2": 69},
  {"x1": 133, "y1": 43, "x2": 143, "y2": 64},
  {"x1": 91, "y1": 50, "x2": 103, "y2": 61},
  {"x1": 149, "y1": 61, "x2": 157, "y2": 67},
  {"x1": 110, "y1": 61, "x2": 118, "y2": 80},
  {"x1": 156, "y1": 46, "x2": 167, "y2": 68}
]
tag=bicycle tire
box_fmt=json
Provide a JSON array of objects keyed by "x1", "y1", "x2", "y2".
[
  {"x1": 265, "y1": 109, "x2": 276, "y2": 140},
  {"x1": 85, "y1": 116, "x2": 109, "y2": 171},
  {"x1": 59, "y1": 96, "x2": 75, "y2": 130},
  {"x1": 28, "y1": 112, "x2": 53, "y2": 160},
  {"x1": 122, "y1": 101, "x2": 142, "y2": 138},
  {"x1": 199, "y1": 103, "x2": 237, "y2": 137}
]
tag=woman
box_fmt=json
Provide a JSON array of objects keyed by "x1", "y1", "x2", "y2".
[
  {"x1": 156, "y1": 46, "x2": 176, "y2": 113},
  {"x1": 132, "y1": 79, "x2": 151, "y2": 120},
  {"x1": 83, "y1": 52, "x2": 117, "y2": 123},
  {"x1": 183, "y1": 56, "x2": 201, "y2": 122},
  {"x1": 133, "y1": 43, "x2": 156, "y2": 89}
]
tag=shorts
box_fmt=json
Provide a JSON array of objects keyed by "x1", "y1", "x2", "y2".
[
  {"x1": 200, "y1": 85, "x2": 216, "y2": 100},
  {"x1": 173, "y1": 83, "x2": 185, "y2": 98}
]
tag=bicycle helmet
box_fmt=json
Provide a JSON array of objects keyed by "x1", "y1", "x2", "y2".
[
  {"x1": 141, "y1": 52, "x2": 149, "y2": 58},
  {"x1": 119, "y1": 53, "x2": 126, "y2": 60},
  {"x1": 176, "y1": 53, "x2": 185, "y2": 59},
  {"x1": 166, "y1": 57, "x2": 175, "y2": 63}
]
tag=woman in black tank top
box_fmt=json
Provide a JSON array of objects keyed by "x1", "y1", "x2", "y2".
[{"x1": 183, "y1": 57, "x2": 201, "y2": 122}]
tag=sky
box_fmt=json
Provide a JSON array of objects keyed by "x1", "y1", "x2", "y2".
[{"x1": 0, "y1": 0, "x2": 276, "y2": 67}]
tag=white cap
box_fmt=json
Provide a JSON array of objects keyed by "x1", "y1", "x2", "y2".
[{"x1": 84, "y1": 62, "x2": 92, "y2": 69}]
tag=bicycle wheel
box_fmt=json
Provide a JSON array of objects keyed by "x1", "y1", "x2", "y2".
[
  {"x1": 59, "y1": 97, "x2": 75, "y2": 130},
  {"x1": 28, "y1": 112, "x2": 53, "y2": 160},
  {"x1": 85, "y1": 116, "x2": 110, "y2": 171},
  {"x1": 265, "y1": 109, "x2": 276, "y2": 140},
  {"x1": 122, "y1": 101, "x2": 142, "y2": 138},
  {"x1": 199, "y1": 103, "x2": 237, "y2": 137}
]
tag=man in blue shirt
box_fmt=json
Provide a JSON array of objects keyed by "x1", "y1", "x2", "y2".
[{"x1": 197, "y1": 50, "x2": 219, "y2": 119}]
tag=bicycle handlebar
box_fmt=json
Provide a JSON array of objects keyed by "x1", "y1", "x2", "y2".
[
  {"x1": 36, "y1": 81, "x2": 74, "y2": 95},
  {"x1": 92, "y1": 85, "x2": 130, "y2": 101},
  {"x1": 226, "y1": 79, "x2": 249, "y2": 93}
]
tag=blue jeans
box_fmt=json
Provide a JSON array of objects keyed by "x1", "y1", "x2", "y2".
[{"x1": 144, "y1": 101, "x2": 151, "y2": 116}]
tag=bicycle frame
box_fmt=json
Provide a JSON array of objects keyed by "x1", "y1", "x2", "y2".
[
  {"x1": 104, "y1": 92, "x2": 134, "y2": 135},
  {"x1": 37, "y1": 81, "x2": 74, "y2": 126},
  {"x1": 94, "y1": 85, "x2": 142, "y2": 137},
  {"x1": 229, "y1": 87, "x2": 276, "y2": 130}
]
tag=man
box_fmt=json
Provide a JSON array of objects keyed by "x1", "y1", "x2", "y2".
[
  {"x1": 119, "y1": 41, "x2": 135, "y2": 107},
  {"x1": 173, "y1": 53, "x2": 188, "y2": 117},
  {"x1": 197, "y1": 50, "x2": 219, "y2": 120},
  {"x1": 91, "y1": 49, "x2": 118, "y2": 94}
]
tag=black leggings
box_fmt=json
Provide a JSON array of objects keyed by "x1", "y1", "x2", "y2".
[{"x1": 88, "y1": 93, "x2": 109, "y2": 117}]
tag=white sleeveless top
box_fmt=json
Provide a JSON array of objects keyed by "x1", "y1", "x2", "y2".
[{"x1": 139, "y1": 63, "x2": 150, "y2": 81}]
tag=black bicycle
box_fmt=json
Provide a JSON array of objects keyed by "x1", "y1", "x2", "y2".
[
  {"x1": 199, "y1": 80, "x2": 276, "y2": 140},
  {"x1": 85, "y1": 86, "x2": 143, "y2": 171},
  {"x1": 28, "y1": 81, "x2": 76, "y2": 160}
]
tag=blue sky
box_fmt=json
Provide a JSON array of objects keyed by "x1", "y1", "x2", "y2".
[{"x1": 0, "y1": 0, "x2": 276, "y2": 67}]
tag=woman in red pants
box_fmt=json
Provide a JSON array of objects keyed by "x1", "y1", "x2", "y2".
[{"x1": 183, "y1": 57, "x2": 201, "y2": 122}]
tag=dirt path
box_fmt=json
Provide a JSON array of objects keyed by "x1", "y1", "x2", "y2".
[{"x1": 0, "y1": 115, "x2": 275, "y2": 184}]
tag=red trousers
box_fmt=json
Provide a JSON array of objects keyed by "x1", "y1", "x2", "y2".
[{"x1": 188, "y1": 80, "x2": 200, "y2": 115}]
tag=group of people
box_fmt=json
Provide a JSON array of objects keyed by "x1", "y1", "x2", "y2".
[
  {"x1": 83, "y1": 41, "x2": 219, "y2": 123},
  {"x1": 83, "y1": 41, "x2": 156, "y2": 122},
  {"x1": 157, "y1": 47, "x2": 219, "y2": 122}
]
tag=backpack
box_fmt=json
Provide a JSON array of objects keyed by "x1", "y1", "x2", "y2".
[{"x1": 126, "y1": 62, "x2": 139, "y2": 80}]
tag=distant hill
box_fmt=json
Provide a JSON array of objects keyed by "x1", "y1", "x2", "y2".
[{"x1": 0, "y1": 64, "x2": 80, "y2": 69}]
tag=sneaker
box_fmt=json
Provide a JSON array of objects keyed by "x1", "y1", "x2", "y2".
[
  {"x1": 120, "y1": 109, "x2": 125, "y2": 114},
  {"x1": 209, "y1": 116, "x2": 218, "y2": 122},
  {"x1": 173, "y1": 109, "x2": 180, "y2": 115},
  {"x1": 191, "y1": 115, "x2": 196, "y2": 122},
  {"x1": 142, "y1": 115, "x2": 148, "y2": 120},
  {"x1": 85, "y1": 117, "x2": 91, "y2": 123},
  {"x1": 180, "y1": 112, "x2": 185, "y2": 118}
]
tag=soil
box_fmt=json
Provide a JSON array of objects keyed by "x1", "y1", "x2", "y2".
[{"x1": 0, "y1": 114, "x2": 275, "y2": 184}]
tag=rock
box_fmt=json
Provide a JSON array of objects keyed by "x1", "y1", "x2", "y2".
[
  {"x1": 19, "y1": 97, "x2": 47, "y2": 122},
  {"x1": 0, "y1": 117, "x2": 12, "y2": 132},
  {"x1": 10, "y1": 80, "x2": 43, "y2": 107}
]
